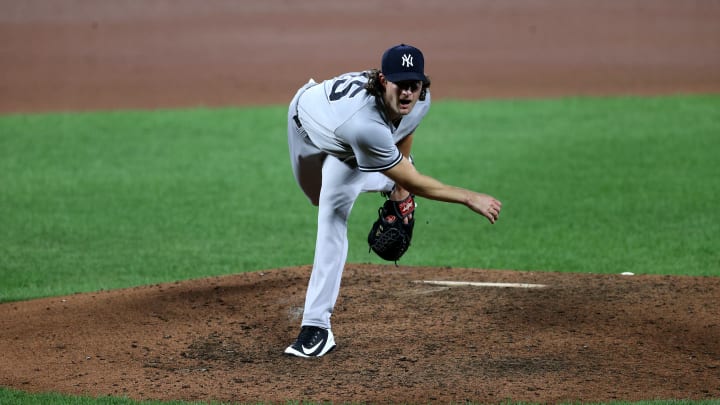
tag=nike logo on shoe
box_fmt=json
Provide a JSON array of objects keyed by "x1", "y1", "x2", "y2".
[
  {"x1": 302, "y1": 340, "x2": 324, "y2": 355},
  {"x1": 284, "y1": 326, "x2": 336, "y2": 358}
]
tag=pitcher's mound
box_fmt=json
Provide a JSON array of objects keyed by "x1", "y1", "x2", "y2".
[{"x1": 1, "y1": 264, "x2": 719, "y2": 403}]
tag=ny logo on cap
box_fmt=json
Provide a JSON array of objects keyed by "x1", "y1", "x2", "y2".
[{"x1": 401, "y1": 53, "x2": 414, "y2": 68}]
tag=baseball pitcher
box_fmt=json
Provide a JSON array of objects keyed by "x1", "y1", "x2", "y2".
[{"x1": 285, "y1": 44, "x2": 502, "y2": 358}]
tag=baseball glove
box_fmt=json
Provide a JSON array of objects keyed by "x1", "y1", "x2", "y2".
[{"x1": 368, "y1": 194, "x2": 416, "y2": 263}]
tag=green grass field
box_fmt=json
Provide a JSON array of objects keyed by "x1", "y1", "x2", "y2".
[
  {"x1": 1, "y1": 387, "x2": 719, "y2": 405},
  {"x1": 1, "y1": 94, "x2": 719, "y2": 404}
]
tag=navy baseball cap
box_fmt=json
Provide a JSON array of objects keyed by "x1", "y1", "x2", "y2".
[{"x1": 381, "y1": 44, "x2": 427, "y2": 83}]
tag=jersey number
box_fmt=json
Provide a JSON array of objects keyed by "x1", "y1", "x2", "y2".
[{"x1": 329, "y1": 78, "x2": 364, "y2": 101}]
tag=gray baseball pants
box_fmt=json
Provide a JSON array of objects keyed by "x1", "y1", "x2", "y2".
[{"x1": 287, "y1": 80, "x2": 393, "y2": 329}]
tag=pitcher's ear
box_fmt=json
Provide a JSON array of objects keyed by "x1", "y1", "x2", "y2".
[{"x1": 378, "y1": 72, "x2": 388, "y2": 86}]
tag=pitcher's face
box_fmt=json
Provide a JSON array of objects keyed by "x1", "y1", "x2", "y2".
[{"x1": 381, "y1": 75, "x2": 422, "y2": 121}]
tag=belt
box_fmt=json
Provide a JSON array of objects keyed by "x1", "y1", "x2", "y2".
[{"x1": 293, "y1": 114, "x2": 302, "y2": 128}]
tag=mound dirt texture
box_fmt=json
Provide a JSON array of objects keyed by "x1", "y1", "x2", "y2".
[
  {"x1": 1, "y1": 1, "x2": 720, "y2": 404},
  {"x1": 2, "y1": 266, "x2": 720, "y2": 404}
]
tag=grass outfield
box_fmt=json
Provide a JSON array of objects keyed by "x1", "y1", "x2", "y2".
[
  {"x1": 1, "y1": 94, "x2": 719, "y2": 404},
  {"x1": 1, "y1": 388, "x2": 719, "y2": 405}
]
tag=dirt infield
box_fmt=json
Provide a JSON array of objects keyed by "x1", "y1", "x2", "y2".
[
  {"x1": 2, "y1": 266, "x2": 719, "y2": 403},
  {"x1": 2, "y1": 0, "x2": 720, "y2": 113},
  {"x1": 1, "y1": 1, "x2": 719, "y2": 404}
]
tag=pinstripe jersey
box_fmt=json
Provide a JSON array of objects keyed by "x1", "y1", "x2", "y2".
[{"x1": 296, "y1": 71, "x2": 431, "y2": 172}]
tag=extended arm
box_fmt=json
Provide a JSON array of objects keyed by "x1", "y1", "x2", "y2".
[{"x1": 383, "y1": 156, "x2": 502, "y2": 224}]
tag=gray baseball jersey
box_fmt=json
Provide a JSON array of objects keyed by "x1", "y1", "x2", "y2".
[
  {"x1": 287, "y1": 72, "x2": 431, "y2": 330},
  {"x1": 296, "y1": 71, "x2": 431, "y2": 171}
]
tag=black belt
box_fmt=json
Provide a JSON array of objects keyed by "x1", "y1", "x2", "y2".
[{"x1": 293, "y1": 114, "x2": 302, "y2": 128}]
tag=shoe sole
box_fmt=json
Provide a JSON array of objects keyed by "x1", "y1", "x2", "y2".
[
  {"x1": 283, "y1": 332, "x2": 336, "y2": 358},
  {"x1": 283, "y1": 343, "x2": 336, "y2": 358}
]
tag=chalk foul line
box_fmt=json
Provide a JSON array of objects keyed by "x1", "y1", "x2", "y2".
[{"x1": 415, "y1": 280, "x2": 548, "y2": 289}]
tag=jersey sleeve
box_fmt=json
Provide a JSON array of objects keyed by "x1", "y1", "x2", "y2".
[{"x1": 339, "y1": 117, "x2": 402, "y2": 172}]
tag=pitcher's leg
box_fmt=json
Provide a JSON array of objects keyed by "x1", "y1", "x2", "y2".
[
  {"x1": 301, "y1": 157, "x2": 364, "y2": 329},
  {"x1": 287, "y1": 80, "x2": 323, "y2": 205},
  {"x1": 288, "y1": 131, "x2": 324, "y2": 206},
  {"x1": 360, "y1": 172, "x2": 395, "y2": 194}
]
